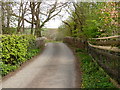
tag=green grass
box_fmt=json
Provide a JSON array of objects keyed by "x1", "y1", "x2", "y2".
[{"x1": 76, "y1": 48, "x2": 116, "y2": 88}]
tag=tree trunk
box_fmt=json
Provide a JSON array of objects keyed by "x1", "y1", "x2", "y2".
[
  {"x1": 1, "y1": 2, "x2": 5, "y2": 34},
  {"x1": 30, "y1": 2, "x2": 35, "y2": 35},
  {"x1": 22, "y1": 4, "x2": 24, "y2": 34},
  {"x1": 31, "y1": 19, "x2": 34, "y2": 34},
  {"x1": 31, "y1": 12, "x2": 34, "y2": 34},
  {"x1": 35, "y1": 23, "x2": 41, "y2": 37},
  {"x1": 6, "y1": 2, "x2": 10, "y2": 29},
  {"x1": 6, "y1": 10, "x2": 10, "y2": 29},
  {"x1": 0, "y1": 3, "x2": 2, "y2": 34},
  {"x1": 17, "y1": 2, "x2": 22, "y2": 33},
  {"x1": 34, "y1": 2, "x2": 41, "y2": 37}
]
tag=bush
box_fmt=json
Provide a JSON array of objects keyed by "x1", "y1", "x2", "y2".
[{"x1": 1, "y1": 34, "x2": 41, "y2": 76}]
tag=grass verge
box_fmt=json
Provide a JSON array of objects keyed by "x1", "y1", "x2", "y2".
[{"x1": 75, "y1": 48, "x2": 116, "y2": 88}]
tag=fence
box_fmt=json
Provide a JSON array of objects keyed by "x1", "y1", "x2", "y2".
[
  {"x1": 63, "y1": 35, "x2": 120, "y2": 84},
  {"x1": 63, "y1": 37, "x2": 87, "y2": 49},
  {"x1": 88, "y1": 35, "x2": 120, "y2": 84}
]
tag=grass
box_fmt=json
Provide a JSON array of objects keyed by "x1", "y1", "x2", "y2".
[{"x1": 75, "y1": 48, "x2": 116, "y2": 88}]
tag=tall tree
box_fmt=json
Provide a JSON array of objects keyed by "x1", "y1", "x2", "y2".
[
  {"x1": 29, "y1": 1, "x2": 67, "y2": 37},
  {"x1": 0, "y1": 2, "x2": 2, "y2": 34},
  {"x1": 17, "y1": 1, "x2": 28, "y2": 34}
]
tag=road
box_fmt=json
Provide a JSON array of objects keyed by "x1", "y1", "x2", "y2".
[{"x1": 2, "y1": 43, "x2": 81, "y2": 88}]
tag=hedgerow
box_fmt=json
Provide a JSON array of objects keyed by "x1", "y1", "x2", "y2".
[{"x1": 0, "y1": 34, "x2": 41, "y2": 76}]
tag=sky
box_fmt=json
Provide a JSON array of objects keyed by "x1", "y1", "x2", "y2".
[
  {"x1": 45, "y1": 19, "x2": 62, "y2": 28},
  {"x1": 22, "y1": 0, "x2": 70, "y2": 28},
  {"x1": 24, "y1": 16, "x2": 65, "y2": 28},
  {"x1": 41, "y1": 0, "x2": 70, "y2": 28},
  {"x1": 44, "y1": 0, "x2": 71, "y2": 28},
  {"x1": 23, "y1": 8, "x2": 69, "y2": 28},
  {"x1": 45, "y1": 11, "x2": 69, "y2": 28}
]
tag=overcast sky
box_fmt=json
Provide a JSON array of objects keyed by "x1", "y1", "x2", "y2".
[
  {"x1": 21, "y1": 0, "x2": 70, "y2": 28},
  {"x1": 45, "y1": 19, "x2": 63, "y2": 28},
  {"x1": 45, "y1": 10, "x2": 69, "y2": 28},
  {"x1": 23, "y1": 2, "x2": 70, "y2": 28},
  {"x1": 23, "y1": 9, "x2": 69, "y2": 28}
]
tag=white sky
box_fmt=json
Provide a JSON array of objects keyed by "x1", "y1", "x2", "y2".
[
  {"x1": 23, "y1": 9, "x2": 69, "y2": 28},
  {"x1": 23, "y1": 0, "x2": 70, "y2": 28},
  {"x1": 45, "y1": 19, "x2": 62, "y2": 28},
  {"x1": 45, "y1": 1, "x2": 70, "y2": 28},
  {"x1": 45, "y1": 11, "x2": 69, "y2": 28}
]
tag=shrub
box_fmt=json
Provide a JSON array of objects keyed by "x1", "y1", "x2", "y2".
[{"x1": 1, "y1": 34, "x2": 41, "y2": 76}]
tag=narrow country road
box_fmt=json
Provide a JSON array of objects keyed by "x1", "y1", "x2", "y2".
[{"x1": 2, "y1": 43, "x2": 80, "y2": 88}]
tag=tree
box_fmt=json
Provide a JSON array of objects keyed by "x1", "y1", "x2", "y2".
[
  {"x1": 0, "y1": 2, "x2": 2, "y2": 34},
  {"x1": 17, "y1": 1, "x2": 28, "y2": 33},
  {"x1": 59, "y1": 2, "x2": 119, "y2": 39},
  {"x1": 10, "y1": 0, "x2": 68, "y2": 37},
  {"x1": 30, "y1": 1, "x2": 67, "y2": 37}
]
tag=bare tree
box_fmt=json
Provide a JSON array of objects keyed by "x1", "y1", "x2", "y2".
[
  {"x1": 17, "y1": 1, "x2": 28, "y2": 33},
  {"x1": 8, "y1": 0, "x2": 68, "y2": 36},
  {"x1": 30, "y1": 1, "x2": 35, "y2": 34},
  {"x1": 29, "y1": 1, "x2": 68, "y2": 37}
]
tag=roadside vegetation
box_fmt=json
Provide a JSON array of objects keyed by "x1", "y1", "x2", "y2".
[
  {"x1": 60, "y1": 2, "x2": 119, "y2": 88},
  {"x1": 75, "y1": 48, "x2": 116, "y2": 88},
  {"x1": 0, "y1": 1, "x2": 67, "y2": 76},
  {"x1": 1, "y1": 35, "x2": 41, "y2": 76}
]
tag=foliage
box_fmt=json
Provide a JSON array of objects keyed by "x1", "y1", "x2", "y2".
[
  {"x1": 76, "y1": 48, "x2": 115, "y2": 88},
  {"x1": 0, "y1": 62, "x2": 18, "y2": 76},
  {"x1": 1, "y1": 34, "x2": 41, "y2": 76},
  {"x1": 58, "y1": 2, "x2": 119, "y2": 39},
  {"x1": 83, "y1": 20, "x2": 101, "y2": 38}
]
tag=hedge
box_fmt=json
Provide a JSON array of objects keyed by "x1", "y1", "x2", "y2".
[{"x1": 0, "y1": 34, "x2": 41, "y2": 76}]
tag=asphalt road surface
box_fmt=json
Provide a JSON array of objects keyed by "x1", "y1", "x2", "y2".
[{"x1": 2, "y1": 43, "x2": 80, "y2": 88}]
